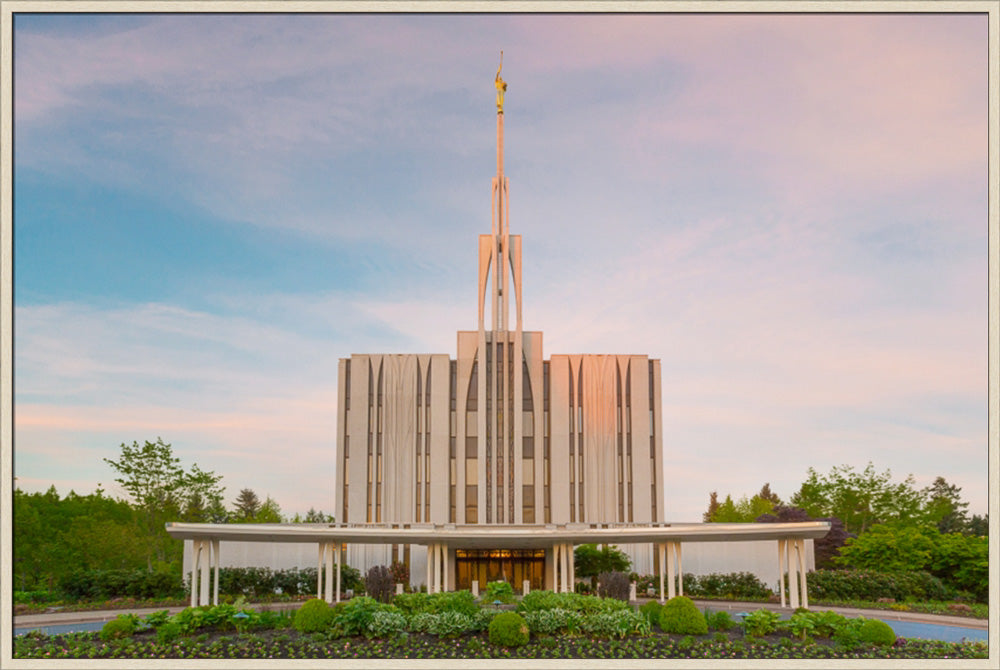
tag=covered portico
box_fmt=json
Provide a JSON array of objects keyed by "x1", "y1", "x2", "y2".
[{"x1": 167, "y1": 520, "x2": 830, "y2": 609}]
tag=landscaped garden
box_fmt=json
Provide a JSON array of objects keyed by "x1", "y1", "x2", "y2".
[{"x1": 14, "y1": 584, "x2": 988, "y2": 660}]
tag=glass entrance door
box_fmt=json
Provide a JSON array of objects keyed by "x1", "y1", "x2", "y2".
[{"x1": 455, "y1": 549, "x2": 545, "y2": 593}]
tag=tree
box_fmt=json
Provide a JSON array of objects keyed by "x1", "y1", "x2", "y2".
[
  {"x1": 574, "y1": 544, "x2": 632, "y2": 588},
  {"x1": 789, "y1": 462, "x2": 927, "y2": 534},
  {"x1": 705, "y1": 490, "x2": 776, "y2": 522},
  {"x1": 834, "y1": 522, "x2": 936, "y2": 573},
  {"x1": 967, "y1": 514, "x2": 988, "y2": 537},
  {"x1": 103, "y1": 438, "x2": 222, "y2": 569},
  {"x1": 703, "y1": 491, "x2": 720, "y2": 522},
  {"x1": 757, "y1": 482, "x2": 781, "y2": 506},
  {"x1": 922, "y1": 476, "x2": 969, "y2": 534},
  {"x1": 233, "y1": 489, "x2": 261, "y2": 521},
  {"x1": 255, "y1": 496, "x2": 283, "y2": 523},
  {"x1": 755, "y1": 505, "x2": 849, "y2": 569}
]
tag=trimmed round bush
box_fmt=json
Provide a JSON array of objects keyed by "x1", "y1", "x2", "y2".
[
  {"x1": 293, "y1": 598, "x2": 333, "y2": 633},
  {"x1": 488, "y1": 611, "x2": 530, "y2": 647},
  {"x1": 657, "y1": 596, "x2": 708, "y2": 635},
  {"x1": 857, "y1": 618, "x2": 896, "y2": 646},
  {"x1": 99, "y1": 615, "x2": 137, "y2": 641}
]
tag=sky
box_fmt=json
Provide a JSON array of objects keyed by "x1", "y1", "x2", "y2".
[{"x1": 9, "y1": 10, "x2": 992, "y2": 523}]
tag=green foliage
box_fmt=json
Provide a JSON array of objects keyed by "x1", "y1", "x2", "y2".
[
  {"x1": 579, "y1": 609, "x2": 650, "y2": 639},
  {"x1": 806, "y1": 568, "x2": 950, "y2": 602},
  {"x1": 293, "y1": 598, "x2": 333, "y2": 633},
  {"x1": 789, "y1": 462, "x2": 926, "y2": 534},
  {"x1": 596, "y1": 571, "x2": 631, "y2": 601},
  {"x1": 835, "y1": 523, "x2": 935, "y2": 572},
  {"x1": 742, "y1": 609, "x2": 781, "y2": 637},
  {"x1": 922, "y1": 477, "x2": 970, "y2": 534},
  {"x1": 707, "y1": 492, "x2": 776, "y2": 522},
  {"x1": 329, "y1": 596, "x2": 390, "y2": 637},
  {"x1": 639, "y1": 600, "x2": 662, "y2": 627},
  {"x1": 394, "y1": 590, "x2": 478, "y2": 616},
  {"x1": 573, "y1": 544, "x2": 632, "y2": 586},
  {"x1": 786, "y1": 611, "x2": 817, "y2": 640},
  {"x1": 367, "y1": 610, "x2": 408, "y2": 638},
  {"x1": 103, "y1": 438, "x2": 224, "y2": 568},
  {"x1": 58, "y1": 567, "x2": 182, "y2": 600},
  {"x1": 517, "y1": 590, "x2": 628, "y2": 614},
  {"x1": 484, "y1": 580, "x2": 515, "y2": 603},
  {"x1": 155, "y1": 621, "x2": 182, "y2": 643},
  {"x1": 488, "y1": 611, "x2": 530, "y2": 647},
  {"x1": 856, "y1": 618, "x2": 897, "y2": 646},
  {"x1": 704, "y1": 609, "x2": 736, "y2": 631},
  {"x1": 927, "y1": 532, "x2": 988, "y2": 602},
  {"x1": 523, "y1": 607, "x2": 583, "y2": 635},
  {"x1": 426, "y1": 611, "x2": 475, "y2": 637},
  {"x1": 366, "y1": 565, "x2": 395, "y2": 603},
  {"x1": 657, "y1": 596, "x2": 707, "y2": 635},
  {"x1": 99, "y1": 614, "x2": 139, "y2": 641},
  {"x1": 686, "y1": 572, "x2": 772, "y2": 600}
]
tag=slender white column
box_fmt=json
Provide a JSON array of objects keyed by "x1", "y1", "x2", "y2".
[
  {"x1": 442, "y1": 545, "x2": 450, "y2": 593},
  {"x1": 559, "y1": 543, "x2": 569, "y2": 593},
  {"x1": 426, "y1": 544, "x2": 434, "y2": 594},
  {"x1": 658, "y1": 543, "x2": 666, "y2": 603},
  {"x1": 788, "y1": 539, "x2": 800, "y2": 609},
  {"x1": 190, "y1": 541, "x2": 200, "y2": 607},
  {"x1": 777, "y1": 539, "x2": 787, "y2": 608},
  {"x1": 666, "y1": 541, "x2": 676, "y2": 599},
  {"x1": 324, "y1": 542, "x2": 334, "y2": 603},
  {"x1": 199, "y1": 541, "x2": 211, "y2": 606},
  {"x1": 317, "y1": 543, "x2": 325, "y2": 599},
  {"x1": 797, "y1": 539, "x2": 808, "y2": 609},
  {"x1": 568, "y1": 544, "x2": 575, "y2": 590},
  {"x1": 335, "y1": 543, "x2": 342, "y2": 603},
  {"x1": 212, "y1": 539, "x2": 220, "y2": 606},
  {"x1": 676, "y1": 543, "x2": 683, "y2": 596}
]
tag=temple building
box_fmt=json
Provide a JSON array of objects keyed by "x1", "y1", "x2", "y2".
[
  {"x1": 168, "y1": 66, "x2": 829, "y2": 606},
  {"x1": 335, "y1": 63, "x2": 663, "y2": 589}
]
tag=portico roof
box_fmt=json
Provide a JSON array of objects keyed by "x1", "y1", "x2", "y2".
[{"x1": 166, "y1": 520, "x2": 831, "y2": 548}]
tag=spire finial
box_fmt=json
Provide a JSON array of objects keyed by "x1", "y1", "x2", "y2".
[{"x1": 495, "y1": 51, "x2": 507, "y2": 113}]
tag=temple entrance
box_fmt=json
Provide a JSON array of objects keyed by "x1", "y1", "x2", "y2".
[{"x1": 455, "y1": 549, "x2": 545, "y2": 593}]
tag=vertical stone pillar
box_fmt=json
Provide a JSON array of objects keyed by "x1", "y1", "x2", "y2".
[
  {"x1": 212, "y1": 539, "x2": 220, "y2": 606},
  {"x1": 190, "y1": 541, "x2": 201, "y2": 607},
  {"x1": 426, "y1": 544, "x2": 434, "y2": 594},
  {"x1": 324, "y1": 542, "x2": 335, "y2": 603},
  {"x1": 676, "y1": 543, "x2": 683, "y2": 596},
  {"x1": 797, "y1": 538, "x2": 808, "y2": 609},
  {"x1": 335, "y1": 543, "x2": 342, "y2": 603},
  {"x1": 317, "y1": 543, "x2": 325, "y2": 599},
  {"x1": 666, "y1": 541, "x2": 676, "y2": 599},
  {"x1": 787, "y1": 539, "x2": 799, "y2": 609},
  {"x1": 658, "y1": 543, "x2": 666, "y2": 604},
  {"x1": 443, "y1": 545, "x2": 450, "y2": 593},
  {"x1": 568, "y1": 543, "x2": 575, "y2": 591},
  {"x1": 777, "y1": 539, "x2": 787, "y2": 608}
]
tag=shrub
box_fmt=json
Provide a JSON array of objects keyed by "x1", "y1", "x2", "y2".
[
  {"x1": 471, "y1": 608, "x2": 499, "y2": 632},
  {"x1": 330, "y1": 596, "x2": 390, "y2": 637},
  {"x1": 580, "y1": 609, "x2": 650, "y2": 639},
  {"x1": 365, "y1": 565, "x2": 395, "y2": 603},
  {"x1": 484, "y1": 580, "x2": 515, "y2": 603},
  {"x1": 156, "y1": 621, "x2": 182, "y2": 643},
  {"x1": 426, "y1": 611, "x2": 475, "y2": 637},
  {"x1": 488, "y1": 611, "x2": 530, "y2": 647},
  {"x1": 389, "y1": 560, "x2": 410, "y2": 588},
  {"x1": 523, "y1": 607, "x2": 582, "y2": 635},
  {"x1": 688, "y1": 572, "x2": 772, "y2": 600},
  {"x1": 99, "y1": 614, "x2": 138, "y2": 641},
  {"x1": 367, "y1": 610, "x2": 407, "y2": 638},
  {"x1": 704, "y1": 609, "x2": 736, "y2": 631},
  {"x1": 857, "y1": 618, "x2": 896, "y2": 646},
  {"x1": 786, "y1": 611, "x2": 816, "y2": 640},
  {"x1": 812, "y1": 610, "x2": 849, "y2": 638},
  {"x1": 639, "y1": 600, "x2": 662, "y2": 627},
  {"x1": 59, "y1": 568, "x2": 183, "y2": 601},
  {"x1": 806, "y1": 568, "x2": 951, "y2": 602},
  {"x1": 657, "y1": 596, "x2": 707, "y2": 635},
  {"x1": 408, "y1": 612, "x2": 436, "y2": 633},
  {"x1": 293, "y1": 598, "x2": 332, "y2": 633},
  {"x1": 596, "y1": 571, "x2": 631, "y2": 601},
  {"x1": 742, "y1": 609, "x2": 782, "y2": 637}
]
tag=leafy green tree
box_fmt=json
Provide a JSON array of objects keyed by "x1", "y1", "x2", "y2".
[
  {"x1": 834, "y1": 523, "x2": 936, "y2": 573},
  {"x1": 103, "y1": 437, "x2": 223, "y2": 568},
  {"x1": 255, "y1": 496, "x2": 284, "y2": 523},
  {"x1": 703, "y1": 491, "x2": 720, "y2": 522},
  {"x1": 574, "y1": 544, "x2": 631, "y2": 588},
  {"x1": 706, "y1": 490, "x2": 775, "y2": 522},
  {"x1": 922, "y1": 476, "x2": 969, "y2": 534},
  {"x1": 789, "y1": 463, "x2": 926, "y2": 534},
  {"x1": 966, "y1": 513, "x2": 988, "y2": 537},
  {"x1": 928, "y1": 531, "x2": 988, "y2": 600}
]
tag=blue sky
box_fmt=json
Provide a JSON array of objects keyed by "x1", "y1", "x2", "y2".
[{"x1": 10, "y1": 11, "x2": 991, "y2": 522}]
